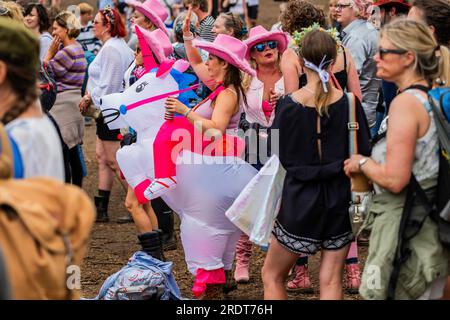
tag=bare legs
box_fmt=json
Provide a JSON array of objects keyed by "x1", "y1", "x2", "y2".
[
  {"x1": 262, "y1": 237, "x2": 350, "y2": 300},
  {"x1": 96, "y1": 138, "x2": 127, "y2": 192},
  {"x1": 125, "y1": 186, "x2": 158, "y2": 233},
  {"x1": 262, "y1": 238, "x2": 299, "y2": 300},
  {"x1": 319, "y1": 246, "x2": 350, "y2": 300}
]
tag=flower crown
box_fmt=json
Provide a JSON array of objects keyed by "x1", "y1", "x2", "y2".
[
  {"x1": 292, "y1": 23, "x2": 342, "y2": 52},
  {"x1": 102, "y1": 5, "x2": 116, "y2": 26}
]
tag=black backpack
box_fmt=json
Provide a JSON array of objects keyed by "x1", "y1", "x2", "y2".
[{"x1": 38, "y1": 62, "x2": 57, "y2": 112}]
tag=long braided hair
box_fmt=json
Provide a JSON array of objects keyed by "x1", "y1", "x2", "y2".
[{"x1": 1, "y1": 62, "x2": 39, "y2": 124}]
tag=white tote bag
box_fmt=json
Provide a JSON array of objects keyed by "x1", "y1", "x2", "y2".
[{"x1": 225, "y1": 155, "x2": 286, "y2": 246}]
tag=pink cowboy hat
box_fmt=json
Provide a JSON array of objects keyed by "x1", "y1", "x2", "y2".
[
  {"x1": 136, "y1": 26, "x2": 173, "y2": 63},
  {"x1": 244, "y1": 25, "x2": 289, "y2": 59},
  {"x1": 193, "y1": 34, "x2": 256, "y2": 76},
  {"x1": 125, "y1": 0, "x2": 169, "y2": 36}
]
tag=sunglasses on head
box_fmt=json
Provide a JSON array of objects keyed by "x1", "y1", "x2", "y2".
[
  {"x1": 378, "y1": 47, "x2": 407, "y2": 60},
  {"x1": 253, "y1": 41, "x2": 278, "y2": 52}
]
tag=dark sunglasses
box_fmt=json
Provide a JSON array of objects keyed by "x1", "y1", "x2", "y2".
[
  {"x1": 253, "y1": 41, "x2": 278, "y2": 52},
  {"x1": 378, "y1": 47, "x2": 407, "y2": 60}
]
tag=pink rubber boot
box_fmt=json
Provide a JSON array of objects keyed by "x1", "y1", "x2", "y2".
[
  {"x1": 287, "y1": 264, "x2": 313, "y2": 293},
  {"x1": 345, "y1": 263, "x2": 361, "y2": 293},
  {"x1": 234, "y1": 233, "x2": 252, "y2": 283}
]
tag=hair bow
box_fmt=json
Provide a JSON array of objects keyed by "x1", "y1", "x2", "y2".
[{"x1": 303, "y1": 55, "x2": 332, "y2": 93}]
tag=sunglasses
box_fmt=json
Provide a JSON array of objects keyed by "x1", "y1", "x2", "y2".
[
  {"x1": 336, "y1": 3, "x2": 352, "y2": 10},
  {"x1": 253, "y1": 41, "x2": 278, "y2": 52},
  {"x1": 378, "y1": 47, "x2": 407, "y2": 60}
]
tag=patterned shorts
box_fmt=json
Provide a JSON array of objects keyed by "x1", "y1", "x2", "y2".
[{"x1": 272, "y1": 220, "x2": 354, "y2": 255}]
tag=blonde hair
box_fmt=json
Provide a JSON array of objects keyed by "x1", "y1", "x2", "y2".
[
  {"x1": 381, "y1": 18, "x2": 450, "y2": 86},
  {"x1": 55, "y1": 11, "x2": 81, "y2": 38},
  {"x1": 242, "y1": 53, "x2": 282, "y2": 93},
  {"x1": 1, "y1": 1, "x2": 24, "y2": 22},
  {"x1": 78, "y1": 3, "x2": 94, "y2": 15}
]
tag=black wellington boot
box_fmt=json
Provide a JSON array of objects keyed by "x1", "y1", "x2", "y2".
[
  {"x1": 94, "y1": 196, "x2": 109, "y2": 222},
  {"x1": 152, "y1": 198, "x2": 177, "y2": 250},
  {"x1": 138, "y1": 231, "x2": 165, "y2": 262}
]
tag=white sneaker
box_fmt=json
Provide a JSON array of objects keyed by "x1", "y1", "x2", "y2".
[{"x1": 144, "y1": 177, "x2": 177, "y2": 200}]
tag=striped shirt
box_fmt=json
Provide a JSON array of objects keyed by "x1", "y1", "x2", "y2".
[
  {"x1": 199, "y1": 15, "x2": 216, "y2": 42},
  {"x1": 49, "y1": 43, "x2": 87, "y2": 93},
  {"x1": 77, "y1": 22, "x2": 102, "y2": 55}
]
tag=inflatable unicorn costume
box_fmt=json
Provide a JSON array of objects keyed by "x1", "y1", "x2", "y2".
[{"x1": 99, "y1": 27, "x2": 258, "y2": 298}]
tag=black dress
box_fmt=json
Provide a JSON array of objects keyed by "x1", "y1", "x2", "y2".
[{"x1": 270, "y1": 93, "x2": 371, "y2": 254}]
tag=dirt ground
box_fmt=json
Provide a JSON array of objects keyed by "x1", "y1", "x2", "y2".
[{"x1": 79, "y1": 0, "x2": 367, "y2": 300}]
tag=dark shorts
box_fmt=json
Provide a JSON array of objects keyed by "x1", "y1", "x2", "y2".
[
  {"x1": 247, "y1": 4, "x2": 259, "y2": 20},
  {"x1": 96, "y1": 117, "x2": 121, "y2": 141}
]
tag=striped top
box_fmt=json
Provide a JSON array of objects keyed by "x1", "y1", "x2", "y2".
[
  {"x1": 77, "y1": 21, "x2": 102, "y2": 55},
  {"x1": 49, "y1": 43, "x2": 87, "y2": 93},
  {"x1": 199, "y1": 16, "x2": 216, "y2": 42}
]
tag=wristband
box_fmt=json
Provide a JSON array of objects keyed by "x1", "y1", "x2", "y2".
[
  {"x1": 184, "y1": 108, "x2": 192, "y2": 118},
  {"x1": 183, "y1": 33, "x2": 195, "y2": 41}
]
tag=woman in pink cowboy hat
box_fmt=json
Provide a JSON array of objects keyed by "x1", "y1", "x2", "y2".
[
  {"x1": 137, "y1": 33, "x2": 255, "y2": 201},
  {"x1": 120, "y1": 0, "x2": 178, "y2": 254},
  {"x1": 135, "y1": 34, "x2": 255, "y2": 299},
  {"x1": 182, "y1": 5, "x2": 248, "y2": 90},
  {"x1": 125, "y1": 0, "x2": 170, "y2": 36},
  {"x1": 119, "y1": 26, "x2": 176, "y2": 261},
  {"x1": 232, "y1": 25, "x2": 288, "y2": 285}
]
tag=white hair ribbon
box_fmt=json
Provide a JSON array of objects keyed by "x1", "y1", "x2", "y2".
[{"x1": 303, "y1": 56, "x2": 332, "y2": 93}]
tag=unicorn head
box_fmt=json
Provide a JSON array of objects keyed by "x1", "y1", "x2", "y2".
[{"x1": 99, "y1": 60, "x2": 198, "y2": 135}]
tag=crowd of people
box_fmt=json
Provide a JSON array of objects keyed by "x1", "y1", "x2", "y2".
[{"x1": 0, "y1": 0, "x2": 449, "y2": 300}]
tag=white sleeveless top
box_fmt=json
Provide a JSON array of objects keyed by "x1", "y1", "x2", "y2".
[{"x1": 371, "y1": 89, "x2": 439, "y2": 194}]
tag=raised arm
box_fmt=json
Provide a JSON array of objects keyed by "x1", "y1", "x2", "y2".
[
  {"x1": 183, "y1": 5, "x2": 214, "y2": 88},
  {"x1": 281, "y1": 48, "x2": 301, "y2": 94}
]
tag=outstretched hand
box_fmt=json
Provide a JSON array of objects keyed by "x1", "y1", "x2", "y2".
[{"x1": 183, "y1": 5, "x2": 193, "y2": 36}]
